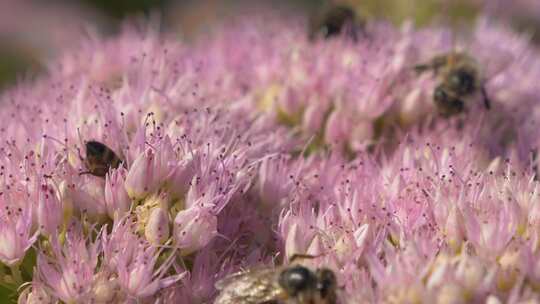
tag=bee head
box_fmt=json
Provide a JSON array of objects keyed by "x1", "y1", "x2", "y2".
[
  {"x1": 323, "y1": 6, "x2": 355, "y2": 37},
  {"x1": 310, "y1": 5, "x2": 359, "y2": 41},
  {"x1": 82, "y1": 140, "x2": 123, "y2": 177},
  {"x1": 278, "y1": 265, "x2": 317, "y2": 297},
  {"x1": 315, "y1": 268, "x2": 336, "y2": 299},
  {"x1": 434, "y1": 84, "x2": 465, "y2": 116},
  {"x1": 447, "y1": 67, "x2": 476, "y2": 96},
  {"x1": 85, "y1": 141, "x2": 107, "y2": 159}
]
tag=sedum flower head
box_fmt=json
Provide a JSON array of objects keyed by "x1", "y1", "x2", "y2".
[{"x1": 0, "y1": 7, "x2": 540, "y2": 304}]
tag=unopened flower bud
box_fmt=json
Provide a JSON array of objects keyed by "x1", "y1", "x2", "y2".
[
  {"x1": 167, "y1": 155, "x2": 199, "y2": 199},
  {"x1": 125, "y1": 150, "x2": 159, "y2": 200},
  {"x1": 135, "y1": 192, "x2": 170, "y2": 234},
  {"x1": 145, "y1": 208, "x2": 170, "y2": 245},
  {"x1": 174, "y1": 207, "x2": 217, "y2": 255},
  {"x1": 91, "y1": 273, "x2": 119, "y2": 303},
  {"x1": 437, "y1": 283, "x2": 466, "y2": 304},
  {"x1": 125, "y1": 138, "x2": 175, "y2": 200}
]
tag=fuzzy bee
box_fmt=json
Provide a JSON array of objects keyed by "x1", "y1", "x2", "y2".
[
  {"x1": 414, "y1": 52, "x2": 491, "y2": 117},
  {"x1": 81, "y1": 140, "x2": 123, "y2": 177},
  {"x1": 308, "y1": 4, "x2": 363, "y2": 41},
  {"x1": 214, "y1": 264, "x2": 337, "y2": 304}
]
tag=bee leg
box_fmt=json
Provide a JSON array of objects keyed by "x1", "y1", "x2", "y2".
[
  {"x1": 76, "y1": 146, "x2": 91, "y2": 176},
  {"x1": 413, "y1": 64, "x2": 432, "y2": 74},
  {"x1": 76, "y1": 145, "x2": 85, "y2": 162},
  {"x1": 481, "y1": 86, "x2": 491, "y2": 110},
  {"x1": 290, "y1": 254, "x2": 319, "y2": 263}
]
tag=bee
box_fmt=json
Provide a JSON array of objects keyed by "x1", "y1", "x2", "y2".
[
  {"x1": 81, "y1": 140, "x2": 123, "y2": 177},
  {"x1": 308, "y1": 4, "x2": 363, "y2": 41},
  {"x1": 414, "y1": 52, "x2": 491, "y2": 117},
  {"x1": 215, "y1": 264, "x2": 337, "y2": 304}
]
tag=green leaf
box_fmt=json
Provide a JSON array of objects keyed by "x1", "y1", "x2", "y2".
[
  {"x1": 20, "y1": 248, "x2": 37, "y2": 282},
  {"x1": 0, "y1": 284, "x2": 17, "y2": 304}
]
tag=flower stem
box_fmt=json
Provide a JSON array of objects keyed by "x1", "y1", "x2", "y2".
[{"x1": 10, "y1": 265, "x2": 23, "y2": 286}]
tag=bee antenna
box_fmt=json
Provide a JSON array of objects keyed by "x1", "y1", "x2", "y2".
[
  {"x1": 289, "y1": 253, "x2": 327, "y2": 263},
  {"x1": 75, "y1": 127, "x2": 87, "y2": 161},
  {"x1": 43, "y1": 134, "x2": 80, "y2": 158}
]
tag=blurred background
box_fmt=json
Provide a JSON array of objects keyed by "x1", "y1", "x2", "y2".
[{"x1": 0, "y1": 0, "x2": 538, "y2": 91}]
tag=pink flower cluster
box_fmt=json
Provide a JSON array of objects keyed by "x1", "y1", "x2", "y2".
[{"x1": 1, "y1": 12, "x2": 540, "y2": 304}]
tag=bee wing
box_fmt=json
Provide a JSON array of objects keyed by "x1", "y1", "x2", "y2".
[
  {"x1": 214, "y1": 268, "x2": 285, "y2": 304},
  {"x1": 215, "y1": 269, "x2": 258, "y2": 290}
]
